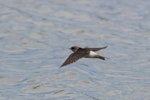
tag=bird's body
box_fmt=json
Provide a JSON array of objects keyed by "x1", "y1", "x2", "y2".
[
  {"x1": 60, "y1": 46, "x2": 107, "y2": 68},
  {"x1": 88, "y1": 51, "x2": 99, "y2": 57}
]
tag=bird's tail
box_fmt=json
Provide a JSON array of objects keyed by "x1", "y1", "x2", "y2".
[{"x1": 96, "y1": 55, "x2": 105, "y2": 60}]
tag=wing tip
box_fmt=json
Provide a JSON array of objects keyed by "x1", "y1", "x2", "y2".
[
  {"x1": 60, "y1": 63, "x2": 68, "y2": 68},
  {"x1": 59, "y1": 64, "x2": 65, "y2": 68}
]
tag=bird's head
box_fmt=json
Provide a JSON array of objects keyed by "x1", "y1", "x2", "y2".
[{"x1": 70, "y1": 46, "x2": 80, "y2": 52}]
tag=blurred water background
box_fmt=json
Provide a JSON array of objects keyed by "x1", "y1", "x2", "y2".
[{"x1": 0, "y1": 0, "x2": 150, "y2": 100}]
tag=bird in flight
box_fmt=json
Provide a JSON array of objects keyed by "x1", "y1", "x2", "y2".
[{"x1": 60, "y1": 46, "x2": 107, "y2": 68}]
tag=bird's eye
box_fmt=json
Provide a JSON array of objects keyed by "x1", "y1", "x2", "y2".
[{"x1": 71, "y1": 47, "x2": 74, "y2": 49}]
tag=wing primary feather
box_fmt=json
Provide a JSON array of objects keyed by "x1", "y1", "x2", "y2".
[
  {"x1": 60, "y1": 52, "x2": 86, "y2": 68},
  {"x1": 86, "y1": 46, "x2": 107, "y2": 51}
]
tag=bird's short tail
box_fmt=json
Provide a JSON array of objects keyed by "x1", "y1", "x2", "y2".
[{"x1": 96, "y1": 55, "x2": 105, "y2": 60}]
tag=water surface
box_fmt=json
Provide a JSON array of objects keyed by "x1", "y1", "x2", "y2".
[{"x1": 0, "y1": 0, "x2": 150, "y2": 100}]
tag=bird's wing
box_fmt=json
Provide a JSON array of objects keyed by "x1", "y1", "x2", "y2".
[
  {"x1": 86, "y1": 46, "x2": 107, "y2": 51},
  {"x1": 60, "y1": 52, "x2": 87, "y2": 68}
]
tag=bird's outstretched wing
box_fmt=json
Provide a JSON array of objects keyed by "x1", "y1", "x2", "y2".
[
  {"x1": 60, "y1": 52, "x2": 87, "y2": 68},
  {"x1": 85, "y1": 46, "x2": 107, "y2": 51}
]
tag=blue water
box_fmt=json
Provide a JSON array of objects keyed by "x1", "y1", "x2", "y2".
[{"x1": 0, "y1": 0, "x2": 150, "y2": 100}]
